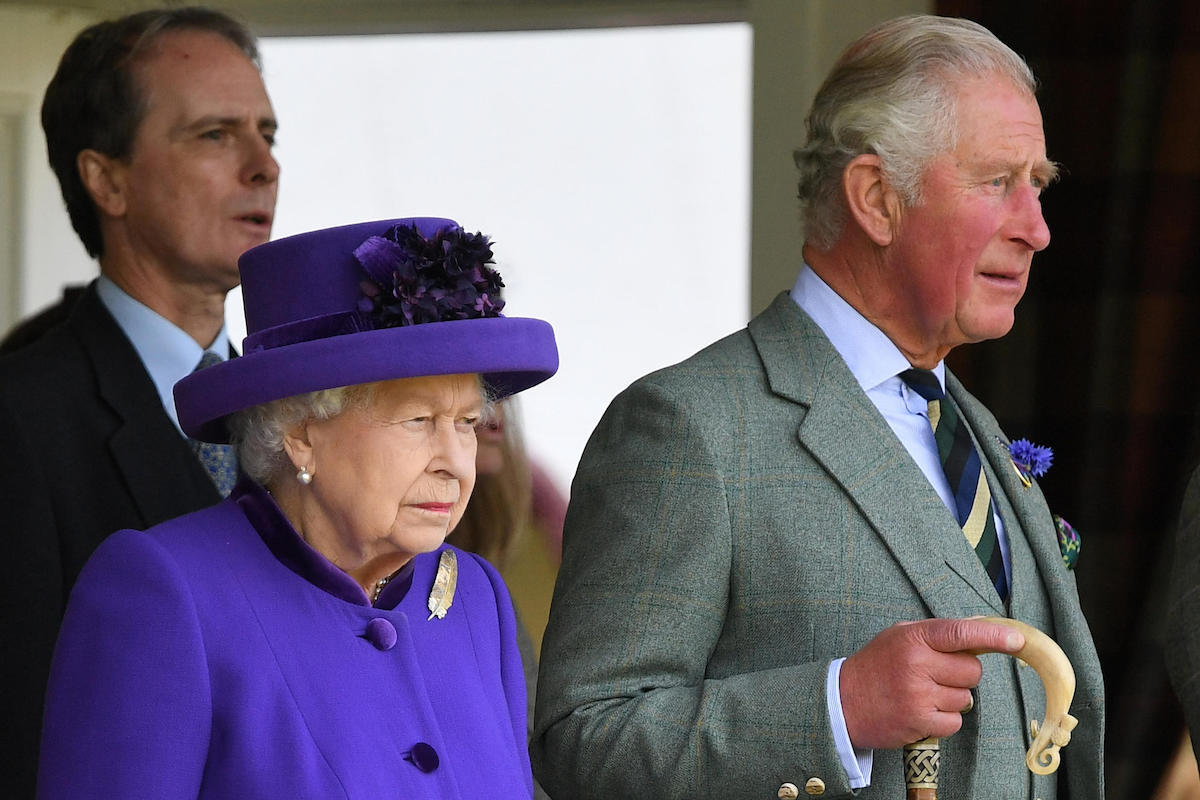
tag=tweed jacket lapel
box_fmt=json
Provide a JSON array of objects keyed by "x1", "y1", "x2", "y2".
[
  {"x1": 950, "y1": 376, "x2": 1077, "y2": 611},
  {"x1": 68, "y1": 286, "x2": 219, "y2": 526},
  {"x1": 952, "y1": 376, "x2": 1101, "y2": 655},
  {"x1": 950, "y1": 373, "x2": 1106, "y2": 775},
  {"x1": 749, "y1": 293, "x2": 1005, "y2": 617}
]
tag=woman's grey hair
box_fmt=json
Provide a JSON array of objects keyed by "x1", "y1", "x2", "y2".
[
  {"x1": 229, "y1": 378, "x2": 497, "y2": 485},
  {"x1": 230, "y1": 385, "x2": 371, "y2": 485},
  {"x1": 794, "y1": 14, "x2": 1037, "y2": 251}
]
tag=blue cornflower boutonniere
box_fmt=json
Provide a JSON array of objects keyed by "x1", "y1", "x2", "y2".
[
  {"x1": 1008, "y1": 438, "x2": 1053, "y2": 488},
  {"x1": 1004, "y1": 438, "x2": 1080, "y2": 570}
]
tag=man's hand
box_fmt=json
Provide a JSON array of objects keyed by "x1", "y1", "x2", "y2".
[{"x1": 840, "y1": 618, "x2": 1025, "y2": 749}]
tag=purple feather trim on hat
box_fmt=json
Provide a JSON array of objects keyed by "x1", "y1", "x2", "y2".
[{"x1": 353, "y1": 222, "x2": 505, "y2": 328}]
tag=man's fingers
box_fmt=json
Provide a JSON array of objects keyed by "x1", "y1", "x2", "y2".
[
  {"x1": 841, "y1": 617, "x2": 1023, "y2": 749},
  {"x1": 928, "y1": 650, "x2": 985, "y2": 689},
  {"x1": 918, "y1": 617, "x2": 1025, "y2": 655},
  {"x1": 924, "y1": 709, "x2": 967, "y2": 739},
  {"x1": 929, "y1": 685, "x2": 975, "y2": 715}
]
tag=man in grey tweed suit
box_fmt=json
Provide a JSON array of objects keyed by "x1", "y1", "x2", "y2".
[{"x1": 532, "y1": 15, "x2": 1104, "y2": 799}]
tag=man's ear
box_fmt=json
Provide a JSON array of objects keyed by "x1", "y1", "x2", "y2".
[
  {"x1": 77, "y1": 149, "x2": 127, "y2": 218},
  {"x1": 843, "y1": 153, "x2": 902, "y2": 247}
]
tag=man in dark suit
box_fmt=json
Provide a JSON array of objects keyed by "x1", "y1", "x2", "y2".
[
  {"x1": 0, "y1": 286, "x2": 85, "y2": 354},
  {"x1": 533, "y1": 15, "x2": 1103, "y2": 799},
  {"x1": 0, "y1": 8, "x2": 278, "y2": 795}
]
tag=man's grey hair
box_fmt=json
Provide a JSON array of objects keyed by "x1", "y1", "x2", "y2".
[{"x1": 794, "y1": 14, "x2": 1037, "y2": 251}]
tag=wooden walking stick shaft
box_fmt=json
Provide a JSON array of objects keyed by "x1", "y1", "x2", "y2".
[{"x1": 902, "y1": 618, "x2": 1078, "y2": 799}]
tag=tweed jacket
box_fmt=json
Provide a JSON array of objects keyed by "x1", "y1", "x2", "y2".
[
  {"x1": 0, "y1": 283, "x2": 220, "y2": 798},
  {"x1": 532, "y1": 293, "x2": 1103, "y2": 799},
  {"x1": 38, "y1": 480, "x2": 532, "y2": 799}
]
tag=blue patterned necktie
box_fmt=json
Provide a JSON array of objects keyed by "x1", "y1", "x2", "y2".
[
  {"x1": 189, "y1": 351, "x2": 238, "y2": 497},
  {"x1": 900, "y1": 368, "x2": 1008, "y2": 602}
]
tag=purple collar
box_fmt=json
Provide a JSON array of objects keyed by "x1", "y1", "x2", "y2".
[{"x1": 232, "y1": 477, "x2": 414, "y2": 609}]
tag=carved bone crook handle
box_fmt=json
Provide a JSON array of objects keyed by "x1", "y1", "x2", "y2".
[
  {"x1": 974, "y1": 617, "x2": 1080, "y2": 774},
  {"x1": 903, "y1": 617, "x2": 1078, "y2": 799}
]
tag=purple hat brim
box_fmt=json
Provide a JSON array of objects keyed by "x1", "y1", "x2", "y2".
[{"x1": 175, "y1": 316, "x2": 557, "y2": 443}]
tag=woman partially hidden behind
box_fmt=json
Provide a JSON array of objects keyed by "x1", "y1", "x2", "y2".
[{"x1": 37, "y1": 218, "x2": 558, "y2": 798}]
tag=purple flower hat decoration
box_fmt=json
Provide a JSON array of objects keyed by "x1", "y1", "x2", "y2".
[
  {"x1": 1008, "y1": 438, "x2": 1053, "y2": 488},
  {"x1": 354, "y1": 222, "x2": 505, "y2": 327}
]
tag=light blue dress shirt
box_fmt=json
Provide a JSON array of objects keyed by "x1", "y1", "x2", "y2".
[
  {"x1": 96, "y1": 275, "x2": 230, "y2": 435},
  {"x1": 790, "y1": 265, "x2": 1011, "y2": 788}
]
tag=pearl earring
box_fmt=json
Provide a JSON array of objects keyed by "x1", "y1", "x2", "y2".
[{"x1": 297, "y1": 465, "x2": 312, "y2": 485}]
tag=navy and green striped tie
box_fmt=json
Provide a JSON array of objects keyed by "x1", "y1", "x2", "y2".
[{"x1": 900, "y1": 368, "x2": 1008, "y2": 602}]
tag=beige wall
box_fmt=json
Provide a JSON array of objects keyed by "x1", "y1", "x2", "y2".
[
  {"x1": 0, "y1": 6, "x2": 99, "y2": 327},
  {"x1": 0, "y1": 0, "x2": 930, "y2": 325},
  {"x1": 748, "y1": 0, "x2": 930, "y2": 314}
]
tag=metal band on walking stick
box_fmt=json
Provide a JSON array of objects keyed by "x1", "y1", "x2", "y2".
[{"x1": 902, "y1": 618, "x2": 1078, "y2": 799}]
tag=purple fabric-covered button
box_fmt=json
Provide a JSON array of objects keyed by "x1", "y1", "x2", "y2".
[
  {"x1": 364, "y1": 618, "x2": 396, "y2": 651},
  {"x1": 404, "y1": 742, "x2": 439, "y2": 773}
]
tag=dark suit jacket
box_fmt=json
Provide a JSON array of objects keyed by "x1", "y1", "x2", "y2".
[
  {"x1": 532, "y1": 293, "x2": 1103, "y2": 799},
  {"x1": 0, "y1": 282, "x2": 220, "y2": 798},
  {"x1": 0, "y1": 286, "x2": 86, "y2": 356}
]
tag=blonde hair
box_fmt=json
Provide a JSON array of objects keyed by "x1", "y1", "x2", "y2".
[{"x1": 447, "y1": 399, "x2": 532, "y2": 567}]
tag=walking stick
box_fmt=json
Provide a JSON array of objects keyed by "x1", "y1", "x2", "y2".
[{"x1": 902, "y1": 618, "x2": 1079, "y2": 799}]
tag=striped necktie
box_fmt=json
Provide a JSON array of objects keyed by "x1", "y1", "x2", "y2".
[
  {"x1": 189, "y1": 351, "x2": 238, "y2": 497},
  {"x1": 900, "y1": 368, "x2": 1008, "y2": 602}
]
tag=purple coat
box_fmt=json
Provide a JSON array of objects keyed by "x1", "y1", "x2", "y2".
[{"x1": 38, "y1": 480, "x2": 533, "y2": 799}]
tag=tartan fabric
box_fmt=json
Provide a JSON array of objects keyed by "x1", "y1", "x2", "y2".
[
  {"x1": 938, "y1": 1, "x2": 1200, "y2": 788},
  {"x1": 901, "y1": 368, "x2": 1008, "y2": 602},
  {"x1": 189, "y1": 351, "x2": 238, "y2": 497}
]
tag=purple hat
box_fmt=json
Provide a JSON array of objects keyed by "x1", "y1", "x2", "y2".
[{"x1": 175, "y1": 217, "x2": 558, "y2": 443}]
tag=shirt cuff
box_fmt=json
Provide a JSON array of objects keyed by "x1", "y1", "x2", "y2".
[{"x1": 826, "y1": 657, "x2": 874, "y2": 788}]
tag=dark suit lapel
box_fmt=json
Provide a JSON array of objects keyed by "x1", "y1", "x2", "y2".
[
  {"x1": 68, "y1": 287, "x2": 220, "y2": 527},
  {"x1": 750, "y1": 294, "x2": 1004, "y2": 616}
]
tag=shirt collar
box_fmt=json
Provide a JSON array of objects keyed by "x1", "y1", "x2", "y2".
[
  {"x1": 96, "y1": 275, "x2": 230, "y2": 433},
  {"x1": 789, "y1": 265, "x2": 945, "y2": 393}
]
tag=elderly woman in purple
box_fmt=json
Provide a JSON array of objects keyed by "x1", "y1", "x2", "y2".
[{"x1": 37, "y1": 218, "x2": 557, "y2": 799}]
